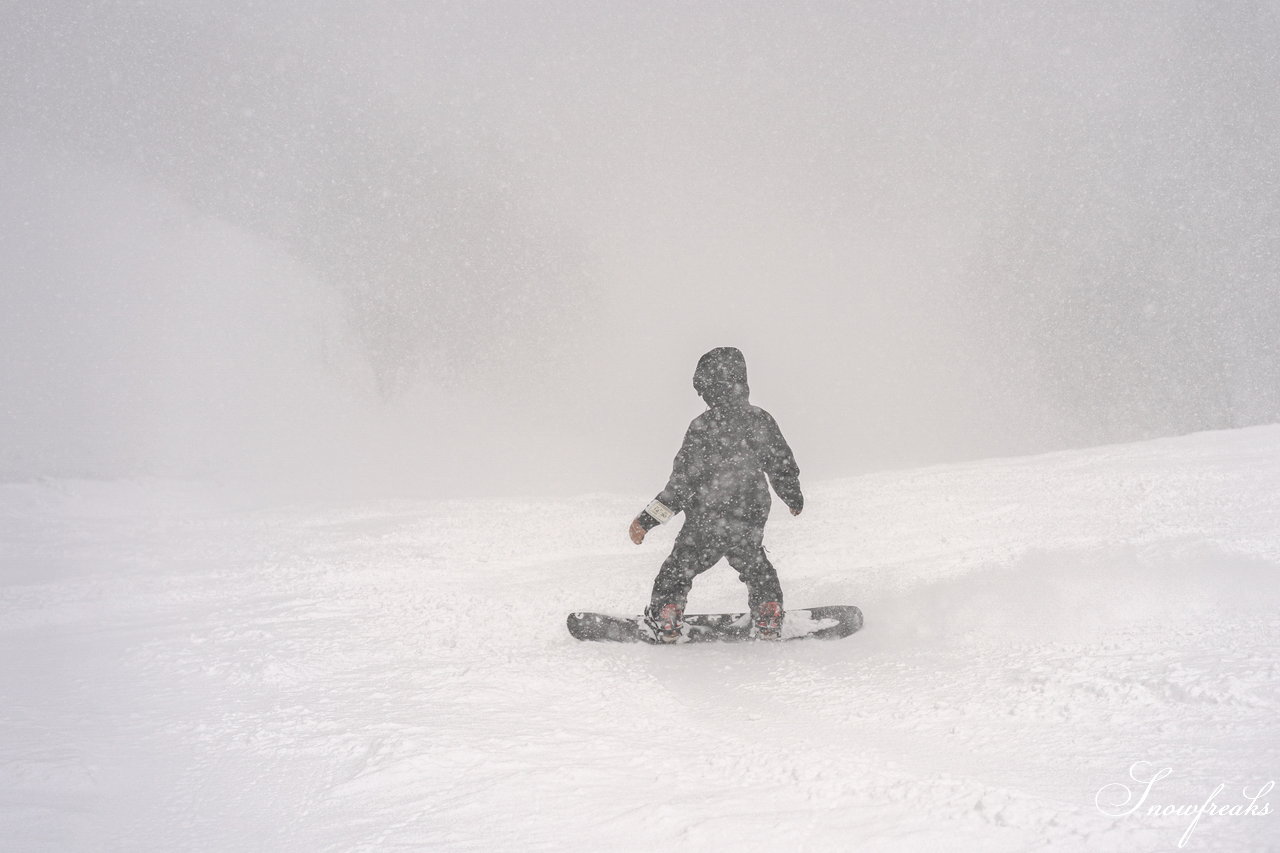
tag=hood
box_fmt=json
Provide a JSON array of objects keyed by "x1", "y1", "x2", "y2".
[{"x1": 692, "y1": 346, "x2": 750, "y2": 407}]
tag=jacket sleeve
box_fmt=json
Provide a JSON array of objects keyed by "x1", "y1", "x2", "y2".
[
  {"x1": 636, "y1": 420, "x2": 703, "y2": 530},
  {"x1": 757, "y1": 410, "x2": 803, "y2": 513}
]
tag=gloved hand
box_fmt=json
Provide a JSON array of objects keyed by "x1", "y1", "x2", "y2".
[{"x1": 629, "y1": 518, "x2": 647, "y2": 544}]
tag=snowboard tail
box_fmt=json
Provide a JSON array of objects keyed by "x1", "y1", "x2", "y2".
[{"x1": 566, "y1": 605, "x2": 862, "y2": 644}]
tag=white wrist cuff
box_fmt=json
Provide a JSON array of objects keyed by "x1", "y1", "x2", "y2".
[{"x1": 645, "y1": 499, "x2": 674, "y2": 523}]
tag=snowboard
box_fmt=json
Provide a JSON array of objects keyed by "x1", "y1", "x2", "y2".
[{"x1": 566, "y1": 605, "x2": 862, "y2": 644}]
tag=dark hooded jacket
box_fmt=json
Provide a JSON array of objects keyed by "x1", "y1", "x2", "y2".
[{"x1": 643, "y1": 347, "x2": 803, "y2": 527}]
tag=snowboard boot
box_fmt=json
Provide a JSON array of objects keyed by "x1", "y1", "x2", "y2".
[
  {"x1": 644, "y1": 602, "x2": 684, "y2": 644},
  {"x1": 752, "y1": 601, "x2": 784, "y2": 640}
]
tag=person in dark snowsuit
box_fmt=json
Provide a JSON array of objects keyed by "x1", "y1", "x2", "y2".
[{"x1": 629, "y1": 347, "x2": 803, "y2": 641}]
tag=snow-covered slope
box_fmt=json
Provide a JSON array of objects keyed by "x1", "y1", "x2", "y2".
[{"x1": 2, "y1": 427, "x2": 1278, "y2": 851}]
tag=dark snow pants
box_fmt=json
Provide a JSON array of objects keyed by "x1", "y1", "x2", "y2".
[{"x1": 648, "y1": 513, "x2": 783, "y2": 612}]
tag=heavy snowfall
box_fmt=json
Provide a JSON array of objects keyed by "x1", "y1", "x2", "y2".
[{"x1": 2, "y1": 3, "x2": 1278, "y2": 851}]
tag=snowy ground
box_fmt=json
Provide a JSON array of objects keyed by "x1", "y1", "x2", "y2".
[{"x1": 2, "y1": 427, "x2": 1278, "y2": 852}]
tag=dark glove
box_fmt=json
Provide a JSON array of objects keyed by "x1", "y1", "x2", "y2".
[{"x1": 629, "y1": 499, "x2": 674, "y2": 544}]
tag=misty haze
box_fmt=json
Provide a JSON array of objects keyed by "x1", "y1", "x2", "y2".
[
  {"x1": 2, "y1": 3, "x2": 1278, "y2": 852},
  {"x1": 4, "y1": 3, "x2": 1277, "y2": 496}
]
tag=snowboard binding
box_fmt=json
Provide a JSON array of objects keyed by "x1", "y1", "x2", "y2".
[
  {"x1": 644, "y1": 603, "x2": 685, "y2": 644},
  {"x1": 751, "y1": 601, "x2": 784, "y2": 641}
]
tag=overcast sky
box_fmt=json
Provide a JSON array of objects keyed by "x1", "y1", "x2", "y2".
[{"x1": 2, "y1": 2, "x2": 1278, "y2": 497}]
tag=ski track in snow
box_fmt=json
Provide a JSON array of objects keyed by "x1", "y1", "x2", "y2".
[{"x1": 2, "y1": 427, "x2": 1278, "y2": 851}]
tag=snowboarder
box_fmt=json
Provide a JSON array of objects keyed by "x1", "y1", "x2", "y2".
[{"x1": 629, "y1": 346, "x2": 804, "y2": 642}]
